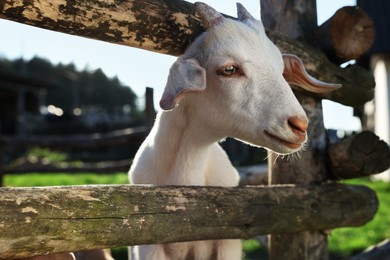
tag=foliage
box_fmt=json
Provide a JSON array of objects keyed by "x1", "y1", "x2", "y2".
[
  {"x1": 242, "y1": 239, "x2": 267, "y2": 259},
  {"x1": 26, "y1": 147, "x2": 68, "y2": 164}
]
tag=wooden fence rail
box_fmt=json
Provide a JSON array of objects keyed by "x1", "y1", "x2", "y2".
[
  {"x1": 0, "y1": 184, "x2": 378, "y2": 259},
  {"x1": 0, "y1": 127, "x2": 148, "y2": 149},
  {"x1": 0, "y1": 126, "x2": 148, "y2": 181}
]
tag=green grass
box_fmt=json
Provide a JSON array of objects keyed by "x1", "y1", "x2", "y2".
[
  {"x1": 3, "y1": 174, "x2": 389, "y2": 259},
  {"x1": 4, "y1": 172, "x2": 129, "y2": 187},
  {"x1": 242, "y1": 239, "x2": 268, "y2": 259}
]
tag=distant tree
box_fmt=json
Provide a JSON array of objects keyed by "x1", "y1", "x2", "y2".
[
  {"x1": 76, "y1": 68, "x2": 138, "y2": 112},
  {"x1": 0, "y1": 56, "x2": 140, "y2": 117}
]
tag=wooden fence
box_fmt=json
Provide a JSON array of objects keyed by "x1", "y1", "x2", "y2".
[
  {"x1": 0, "y1": 0, "x2": 389, "y2": 259},
  {"x1": 0, "y1": 184, "x2": 378, "y2": 258},
  {"x1": 0, "y1": 87, "x2": 156, "y2": 184}
]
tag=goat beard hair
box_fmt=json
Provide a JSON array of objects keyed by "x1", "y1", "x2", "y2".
[
  {"x1": 266, "y1": 138, "x2": 309, "y2": 164},
  {"x1": 219, "y1": 137, "x2": 309, "y2": 164}
]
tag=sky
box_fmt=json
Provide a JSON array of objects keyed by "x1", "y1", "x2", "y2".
[{"x1": 0, "y1": 0, "x2": 359, "y2": 131}]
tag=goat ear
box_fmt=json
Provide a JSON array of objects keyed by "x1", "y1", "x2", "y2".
[
  {"x1": 283, "y1": 54, "x2": 342, "y2": 93},
  {"x1": 194, "y1": 2, "x2": 224, "y2": 28},
  {"x1": 160, "y1": 58, "x2": 206, "y2": 111}
]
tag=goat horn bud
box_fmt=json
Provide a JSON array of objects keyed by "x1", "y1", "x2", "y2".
[
  {"x1": 237, "y1": 3, "x2": 255, "y2": 21},
  {"x1": 282, "y1": 54, "x2": 342, "y2": 93},
  {"x1": 194, "y1": 2, "x2": 224, "y2": 28}
]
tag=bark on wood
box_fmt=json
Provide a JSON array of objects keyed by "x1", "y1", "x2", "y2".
[
  {"x1": 0, "y1": 0, "x2": 375, "y2": 107},
  {"x1": 0, "y1": 126, "x2": 148, "y2": 148},
  {"x1": 328, "y1": 131, "x2": 390, "y2": 180},
  {"x1": 260, "y1": 0, "x2": 317, "y2": 42},
  {"x1": 269, "y1": 232, "x2": 328, "y2": 260},
  {"x1": 315, "y1": 6, "x2": 375, "y2": 65},
  {"x1": 0, "y1": 184, "x2": 378, "y2": 259},
  {"x1": 0, "y1": 0, "x2": 203, "y2": 57}
]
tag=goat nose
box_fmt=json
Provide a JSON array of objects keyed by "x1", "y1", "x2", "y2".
[{"x1": 288, "y1": 116, "x2": 308, "y2": 133}]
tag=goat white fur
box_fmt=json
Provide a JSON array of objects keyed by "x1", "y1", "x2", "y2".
[{"x1": 129, "y1": 2, "x2": 339, "y2": 260}]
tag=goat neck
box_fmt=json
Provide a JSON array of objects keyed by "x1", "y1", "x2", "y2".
[{"x1": 137, "y1": 105, "x2": 218, "y2": 186}]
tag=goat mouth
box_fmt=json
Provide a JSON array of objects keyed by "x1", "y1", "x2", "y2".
[{"x1": 264, "y1": 130, "x2": 303, "y2": 150}]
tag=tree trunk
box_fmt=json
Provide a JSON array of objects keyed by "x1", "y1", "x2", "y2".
[{"x1": 0, "y1": 184, "x2": 378, "y2": 259}]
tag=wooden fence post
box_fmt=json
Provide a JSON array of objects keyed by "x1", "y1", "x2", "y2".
[
  {"x1": 268, "y1": 96, "x2": 329, "y2": 259},
  {"x1": 145, "y1": 87, "x2": 156, "y2": 128},
  {"x1": 261, "y1": 0, "x2": 329, "y2": 259}
]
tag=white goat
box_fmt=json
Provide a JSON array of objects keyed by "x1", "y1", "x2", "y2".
[{"x1": 129, "y1": 2, "x2": 339, "y2": 260}]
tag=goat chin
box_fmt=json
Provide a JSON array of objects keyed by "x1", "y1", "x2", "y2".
[{"x1": 262, "y1": 132, "x2": 307, "y2": 155}]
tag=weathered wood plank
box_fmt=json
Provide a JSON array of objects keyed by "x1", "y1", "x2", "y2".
[
  {"x1": 0, "y1": 0, "x2": 374, "y2": 107},
  {"x1": 0, "y1": 184, "x2": 378, "y2": 259},
  {"x1": 0, "y1": 0, "x2": 202, "y2": 56}
]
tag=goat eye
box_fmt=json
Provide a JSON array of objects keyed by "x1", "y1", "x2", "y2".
[{"x1": 217, "y1": 65, "x2": 239, "y2": 76}]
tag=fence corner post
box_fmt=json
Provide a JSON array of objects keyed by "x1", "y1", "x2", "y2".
[{"x1": 262, "y1": 0, "x2": 329, "y2": 259}]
